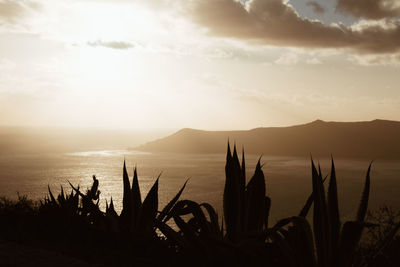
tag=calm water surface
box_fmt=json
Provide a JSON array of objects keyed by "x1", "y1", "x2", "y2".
[{"x1": 0, "y1": 150, "x2": 399, "y2": 222}]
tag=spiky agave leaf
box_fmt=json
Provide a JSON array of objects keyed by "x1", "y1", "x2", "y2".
[
  {"x1": 241, "y1": 148, "x2": 246, "y2": 185},
  {"x1": 328, "y1": 158, "x2": 340, "y2": 262},
  {"x1": 161, "y1": 199, "x2": 193, "y2": 223},
  {"x1": 58, "y1": 186, "x2": 65, "y2": 205},
  {"x1": 173, "y1": 214, "x2": 204, "y2": 250},
  {"x1": 299, "y1": 188, "x2": 314, "y2": 218},
  {"x1": 233, "y1": 145, "x2": 246, "y2": 229},
  {"x1": 200, "y1": 203, "x2": 220, "y2": 236},
  {"x1": 120, "y1": 160, "x2": 132, "y2": 227},
  {"x1": 223, "y1": 142, "x2": 242, "y2": 241},
  {"x1": 311, "y1": 159, "x2": 330, "y2": 267},
  {"x1": 299, "y1": 175, "x2": 328, "y2": 218},
  {"x1": 158, "y1": 179, "x2": 188, "y2": 222},
  {"x1": 48, "y1": 185, "x2": 57, "y2": 205},
  {"x1": 168, "y1": 200, "x2": 211, "y2": 236},
  {"x1": 268, "y1": 229, "x2": 297, "y2": 267},
  {"x1": 289, "y1": 216, "x2": 317, "y2": 267},
  {"x1": 71, "y1": 188, "x2": 79, "y2": 214},
  {"x1": 240, "y1": 148, "x2": 246, "y2": 230},
  {"x1": 69, "y1": 188, "x2": 76, "y2": 200},
  {"x1": 244, "y1": 159, "x2": 266, "y2": 232},
  {"x1": 155, "y1": 218, "x2": 188, "y2": 248},
  {"x1": 265, "y1": 196, "x2": 271, "y2": 229},
  {"x1": 106, "y1": 197, "x2": 118, "y2": 218},
  {"x1": 131, "y1": 166, "x2": 142, "y2": 228},
  {"x1": 181, "y1": 200, "x2": 210, "y2": 235},
  {"x1": 335, "y1": 164, "x2": 372, "y2": 267},
  {"x1": 299, "y1": 193, "x2": 314, "y2": 218},
  {"x1": 275, "y1": 220, "x2": 311, "y2": 267},
  {"x1": 220, "y1": 217, "x2": 224, "y2": 239},
  {"x1": 68, "y1": 181, "x2": 84, "y2": 198},
  {"x1": 109, "y1": 197, "x2": 116, "y2": 213},
  {"x1": 137, "y1": 177, "x2": 159, "y2": 233},
  {"x1": 269, "y1": 218, "x2": 293, "y2": 233},
  {"x1": 356, "y1": 163, "x2": 372, "y2": 222}
]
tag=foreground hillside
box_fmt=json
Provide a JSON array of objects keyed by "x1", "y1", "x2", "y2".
[{"x1": 135, "y1": 119, "x2": 400, "y2": 159}]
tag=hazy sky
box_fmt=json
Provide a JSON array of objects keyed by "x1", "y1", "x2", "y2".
[{"x1": 0, "y1": 0, "x2": 399, "y2": 130}]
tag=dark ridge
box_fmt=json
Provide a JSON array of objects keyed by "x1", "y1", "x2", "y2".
[{"x1": 134, "y1": 119, "x2": 400, "y2": 159}]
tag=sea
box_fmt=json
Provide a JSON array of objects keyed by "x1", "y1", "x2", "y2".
[{"x1": 0, "y1": 150, "x2": 399, "y2": 223}]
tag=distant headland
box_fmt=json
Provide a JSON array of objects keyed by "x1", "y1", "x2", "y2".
[{"x1": 133, "y1": 119, "x2": 400, "y2": 159}]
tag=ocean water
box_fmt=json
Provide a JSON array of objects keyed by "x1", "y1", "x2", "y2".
[{"x1": 0, "y1": 150, "x2": 399, "y2": 223}]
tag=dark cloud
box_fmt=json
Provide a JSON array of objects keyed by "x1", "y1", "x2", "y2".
[
  {"x1": 0, "y1": 0, "x2": 39, "y2": 22},
  {"x1": 188, "y1": 0, "x2": 400, "y2": 54},
  {"x1": 87, "y1": 40, "x2": 135, "y2": 49},
  {"x1": 306, "y1": 1, "x2": 326, "y2": 15},
  {"x1": 336, "y1": 0, "x2": 400, "y2": 20}
]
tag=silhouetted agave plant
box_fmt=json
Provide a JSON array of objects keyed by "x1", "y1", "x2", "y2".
[
  {"x1": 268, "y1": 158, "x2": 400, "y2": 267},
  {"x1": 117, "y1": 160, "x2": 188, "y2": 238},
  {"x1": 41, "y1": 184, "x2": 80, "y2": 219},
  {"x1": 153, "y1": 143, "x2": 274, "y2": 266},
  {"x1": 224, "y1": 143, "x2": 270, "y2": 242},
  {"x1": 163, "y1": 143, "x2": 271, "y2": 244}
]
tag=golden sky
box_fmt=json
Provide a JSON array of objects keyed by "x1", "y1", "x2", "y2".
[{"x1": 0, "y1": 0, "x2": 399, "y2": 130}]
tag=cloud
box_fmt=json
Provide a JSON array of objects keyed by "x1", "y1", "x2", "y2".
[
  {"x1": 336, "y1": 0, "x2": 400, "y2": 20},
  {"x1": 275, "y1": 52, "x2": 299, "y2": 65},
  {"x1": 348, "y1": 53, "x2": 400, "y2": 66},
  {"x1": 306, "y1": 57, "x2": 322, "y2": 64},
  {"x1": 87, "y1": 40, "x2": 135, "y2": 49},
  {"x1": 188, "y1": 0, "x2": 400, "y2": 55},
  {"x1": 306, "y1": 1, "x2": 326, "y2": 15},
  {"x1": 0, "y1": 0, "x2": 39, "y2": 23}
]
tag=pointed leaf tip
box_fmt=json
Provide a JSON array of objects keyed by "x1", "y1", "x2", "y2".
[
  {"x1": 256, "y1": 156, "x2": 262, "y2": 169},
  {"x1": 227, "y1": 141, "x2": 232, "y2": 159},
  {"x1": 311, "y1": 157, "x2": 317, "y2": 172}
]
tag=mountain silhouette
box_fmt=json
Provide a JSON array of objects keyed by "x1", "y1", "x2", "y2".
[{"x1": 135, "y1": 119, "x2": 400, "y2": 159}]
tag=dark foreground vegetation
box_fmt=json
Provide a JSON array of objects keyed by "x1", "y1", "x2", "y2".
[{"x1": 1, "y1": 144, "x2": 400, "y2": 266}]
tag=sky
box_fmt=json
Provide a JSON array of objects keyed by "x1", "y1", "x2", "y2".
[{"x1": 0, "y1": 0, "x2": 399, "y2": 130}]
